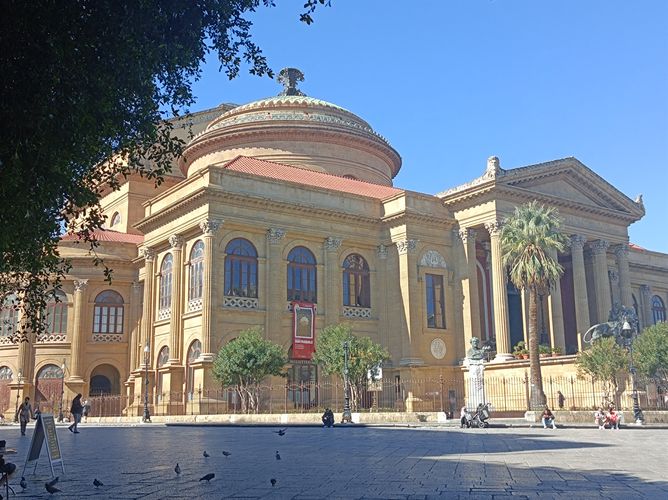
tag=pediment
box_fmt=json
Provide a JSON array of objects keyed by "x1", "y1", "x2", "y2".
[{"x1": 506, "y1": 176, "x2": 612, "y2": 209}]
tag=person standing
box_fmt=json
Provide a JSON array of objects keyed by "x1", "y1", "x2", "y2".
[
  {"x1": 15, "y1": 397, "x2": 34, "y2": 436},
  {"x1": 82, "y1": 399, "x2": 91, "y2": 423},
  {"x1": 68, "y1": 393, "x2": 83, "y2": 433},
  {"x1": 557, "y1": 391, "x2": 565, "y2": 409}
]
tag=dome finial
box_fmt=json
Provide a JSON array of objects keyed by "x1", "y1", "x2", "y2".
[{"x1": 277, "y1": 68, "x2": 306, "y2": 96}]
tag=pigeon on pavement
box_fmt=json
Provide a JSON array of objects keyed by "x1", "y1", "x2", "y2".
[
  {"x1": 270, "y1": 478, "x2": 277, "y2": 487},
  {"x1": 222, "y1": 450, "x2": 232, "y2": 457},
  {"x1": 203, "y1": 451, "x2": 210, "y2": 458},
  {"x1": 199, "y1": 473, "x2": 215, "y2": 483},
  {"x1": 47, "y1": 477, "x2": 59, "y2": 487},
  {"x1": 20, "y1": 477, "x2": 27, "y2": 490},
  {"x1": 275, "y1": 451, "x2": 281, "y2": 460},
  {"x1": 45, "y1": 483, "x2": 61, "y2": 494},
  {"x1": 274, "y1": 428, "x2": 287, "y2": 436},
  {"x1": 93, "y1": 478, "x2": 104, "y2": 488},
  {"x1": 174, "y1": 463, "x2": 181, "y2": 474}
]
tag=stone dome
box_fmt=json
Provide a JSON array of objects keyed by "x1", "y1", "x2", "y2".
[{"x1": 180, "y1": 68, "x2": 401, "y2": 185}]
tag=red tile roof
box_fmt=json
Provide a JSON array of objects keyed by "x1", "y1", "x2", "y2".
[
  {"x1": 223, "y1": 156, "x2": 403, "y2": 200},
  {"x1": 61, "y1": 230, "x2": 144, "y2": 244},
  {"x1": 629, "y1": 242, "x2": 645, "y2": 252}
]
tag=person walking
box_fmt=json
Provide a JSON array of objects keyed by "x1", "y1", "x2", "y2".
[
  {"x1": 557, "y1": 391, "x2": 565, "y2": 409},
  {"x1": 68, "y1": 393, "x2": 83, "y2": 433},
  {"x1": 15, "y1": 396, "x2": 34, "y2": 436},
  {"x1": 82, "y1": 399, "x2": 91, "y2": 423}
]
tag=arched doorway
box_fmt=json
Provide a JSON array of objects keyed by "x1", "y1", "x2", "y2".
[
  {"x1": 35, "y1": 364, "x2": 64, "y2": 414},
  {"x1": 88, "y1": 364, "x2": 122, "y2": 417},
  {"x1": 0, "y1": 366, "x2": 13, "y2": 414}
]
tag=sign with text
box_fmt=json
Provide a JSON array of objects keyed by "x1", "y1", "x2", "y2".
[
  {"x1": 23, "y1": 413, "x2": 65, "y2": 477},
  {"x1": 292, "y1": 302, "x2": 316, "y2": 360}
]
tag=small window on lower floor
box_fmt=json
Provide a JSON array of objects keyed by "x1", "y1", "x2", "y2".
[{"x1": 426, "y1": 274, "x2": 446, "y2": 329}]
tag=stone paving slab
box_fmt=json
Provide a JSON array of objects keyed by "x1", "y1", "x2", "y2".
[{"x1": 1, "y1": 425, "x2": 667, "y2": 498}]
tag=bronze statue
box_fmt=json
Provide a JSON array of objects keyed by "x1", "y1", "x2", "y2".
[
  {"x1": 582, "y1": 303, "x2": 639, "y2": 345},
  {"x1": 466, "y1": 337, "x2": 490, "y2": 361}
]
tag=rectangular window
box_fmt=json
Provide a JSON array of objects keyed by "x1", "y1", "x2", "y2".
[{"x1": 426, "y1": 274, "x2": 446, "y2": 329}]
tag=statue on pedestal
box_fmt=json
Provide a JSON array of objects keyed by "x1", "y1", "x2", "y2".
[{"x1": 464, "y1": 337, "x2": 489, "y2": 411}]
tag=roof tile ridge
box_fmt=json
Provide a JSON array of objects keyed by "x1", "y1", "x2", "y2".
[{"x1": 226, "y1": 155, "x2": 403, "y2": 191}]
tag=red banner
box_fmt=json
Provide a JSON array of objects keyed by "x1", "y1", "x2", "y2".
[{"x1": 292, "y1": 301, "x2": 316, "y2": 360}]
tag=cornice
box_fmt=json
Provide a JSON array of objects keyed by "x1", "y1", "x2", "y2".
[{"x1": 135, "y1": 189, "x2": 208, "y2": 233}]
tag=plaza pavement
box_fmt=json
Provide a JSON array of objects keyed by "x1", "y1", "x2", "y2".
[{"x1": 2, "y1": 423, "x2": 668, "y2": 499}]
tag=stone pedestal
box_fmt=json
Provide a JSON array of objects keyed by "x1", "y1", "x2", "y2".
[{"x1": 465, "y1": 359, "x2": 486, "y2": 410}]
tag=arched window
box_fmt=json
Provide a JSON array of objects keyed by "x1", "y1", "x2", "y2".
[
  {"x1": 156, "y1": 346, "x2": 170, "y2": 401},
  {"x1": 35, "y1": 364, "x2": 64, "y2": 411},
  {"x1": 652, "y1": 295, "x2": 666, "y2": 324},
  {"x1": 186, "y1": 340, "x2": 201, "y2": 398},
  {"x1": 343, "y1": 254, "x2": 370, "y2": 307},
  {"x1": 110, "y1": 212, "x2": 121, "y2": 227},
  {"x1": 159, "y1": 254, "x2": 173, "y2": 311},
  {"x1": 0, "y1": 294, "x2": 18, "y2": 337},
  {"x1": 189, "y1": 241, "x2": 205, "y2": 301},
  {"x1": 0, "y1": 366, "x2": 12, "y2": 380},
  {"x1": 93, "y1": 290, "x2": 124, "y2": 334},
  {"x1": 45, "y1": 290, "x2": 68, "y2": 334},
  {"x1": 287, "y1": 247, "x2": 317, "y2": 303},
  {"x1": 224, "y1": 239, "x2": 258, "y2": 298}
]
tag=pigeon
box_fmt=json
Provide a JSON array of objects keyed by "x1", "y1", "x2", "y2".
[
  {"x1": 20, "y1": 477, "x2": 27, "y2": 490},
  {"x1": 222, "y1": 450, "x2": 232, "y2": 457},
  {"x1": 199, "y1": 473, "x2": 215, "y2": 483},
  {"x1": 274, "y1": 428, "x2": 287, "y2": 436},
  {"x1": 270, "y1": 478, "x2": 277, "y2": 487},
  {"x1": 275, "y1": 450, "x2": 281, "y2": 460},
  {"x1": 47, "y1": 477, "x2": 59, "y2": 487},
  {"x1": 93, "y1": 478, "x2": 104, "y2": 488},
  {"x1": 174, "y1": 463, "x2": 181, "y2": 475},
  {"x1": 45, "y1": 483, "x2": 61, "y2": 494},
  {"x1": 203, "y1": 451, "x2": 210, "y2": 458}
]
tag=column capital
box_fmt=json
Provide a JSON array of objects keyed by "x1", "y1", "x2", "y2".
[
  {"x1": 484, "y1": 220, "x2": 503, "y2": 236},
  {"x1": 131, "y1": 280, "x2": 142, "y2": 291},
  {"x1": 200, "y1": 219, "x2": 222, "y2": 236},
  {"x1": 613, "y1": 243, "x2": 630, "y2": 258},
  {"x1": 324, "y1": 236, "x2": 342, "y2": 251},
  {"x1": 377, "y1": 244, "x2": 388, "y2": 260},
  {"x1": 589, "y1": 239, "x2": 609, "y2": 255},
  {"x1": 569, "y1": 234, "x2": 587, "y2": 250},
  {"x1": 140, "y1": 246, "x2": 156, "y2": 261},
  {"x1": 396, "y1": 239, "x2": 419, "y2": 255},
  {"x1": 458, "y1": 228, "x2": 477, "y2": 243},
  {"x1": 73, "y1": 279, "x2": 89, "y2": 292},
  {"x1": 640, "y1": 284, "x2": 651, "y2": 297},
  {"x1": 266, "y1": 228, "x2": 286, "y2": 245},
  {"x1": 168, "y1": 234, "x2": 184, "y2": 249}
]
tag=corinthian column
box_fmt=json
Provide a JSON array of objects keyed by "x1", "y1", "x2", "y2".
[
  {"x1": 458, "y1": 228, "x2": 481, "y2": 349},
  {"x1": 199, "y1": 219, "x2": 222, "y2": 361},
  {"x1": 590, "y1": 239, "x2": 611, "y2": 323},
  {"x1": 140, "y1": 247, "x2": 156, "y2": 368},
  {"x1": 547, "y1": 248, "x2": 565, "y2": 351},
  {"x1": 485, "y1": 221, "x2": 512, "y2": 361},
  {"x1": 69, "y1": 279, "x2": 88, "y2": 382},
  {"x1": 168, "y1": 235, "x2": 184, "y2": 364},
  {"x1": 614, "y1": 244, "x2": 633, "y2": 308},
  {"x1": 324, "y1": 237, "x2": 342, "y2": 326},
  {"x1": 569, "y1": 235, "x2": 590, "y2": 339}
]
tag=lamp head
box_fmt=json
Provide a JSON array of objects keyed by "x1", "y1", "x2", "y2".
[
  {"x1": 621, "y1": 320, "x2": 634, "y2": 338},
  {"x1": 144, "y1": 344, "x2": 150, "y2": 353}
]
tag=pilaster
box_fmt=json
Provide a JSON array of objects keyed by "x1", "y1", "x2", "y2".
[
  {"x1": 266, "y1": 228, "x2": 286, "y2": 346},
  {"x1": 168, "y1": 234, "x2": 184, "y2": 364},
  {"x1": 140, "y1": 247, "x2": 156, "y2": 367},
  {"x1": 68, "y1": 279, "x2": 88, "y2": 382},
  {"x1": 395, "y1": 239, "x2": 422, "y2": 366},
  {"x1": 324, "y1": 236, "x2": 342, "y2": 326},
  {"x1": 199, "y1": 219, "x2": 222, "y2": 361}
]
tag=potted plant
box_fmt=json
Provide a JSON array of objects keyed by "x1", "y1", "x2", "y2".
[
  {"x1": 539, "y1": 344, "x2": 551, "y2": 358},
  {"x1": 513, "y1": 341, "x2": 526, "y2": 359},
  {"x1": 551, "y1": 346, "x2": 562, "y2": 357}
]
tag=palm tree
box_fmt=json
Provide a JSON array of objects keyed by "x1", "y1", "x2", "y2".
[{"x1": 501, "y1": 201, "x2": 568, "y2": 409}]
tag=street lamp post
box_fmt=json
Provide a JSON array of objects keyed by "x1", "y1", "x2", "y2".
[
  {"x1": 57, "y1": 361, "x2": 65, "y2": 422},
  {"x1": 621, "y1": 320, "x2": 644, "y2": 425},
  {"x1": 341, "y1": 341, "x2": 352, "y2": 424},
  {"x1": 13, "y1": 370, "x2": 23, "y2": 423},
  {"x1": 142, "y1": 344, "x2": 152, "y2": 423}
]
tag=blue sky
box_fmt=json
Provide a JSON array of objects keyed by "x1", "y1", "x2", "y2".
[{"x1": 191, "y1": 0, "x2": 668, "y2": 252}]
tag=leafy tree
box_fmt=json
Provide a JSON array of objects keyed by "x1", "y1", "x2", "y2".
[
  {"x1": 212, "y1": 326, "x2": 287, "y2": 413},
  {"x1": 0, "y1": 0, "x2": 330, "y2": 341},
  {"x1": 312, "y1": 323, "x2": 389, "y2": 410},
  {"x1": 501, "y1": 201, "x2": 568, "y2": 409},
  {"x1": 633, "y1": 322, "x2": 668, "y2": 393},
  {"x1": 576, "y1": 337, "x2": 628, "y2": 404}
]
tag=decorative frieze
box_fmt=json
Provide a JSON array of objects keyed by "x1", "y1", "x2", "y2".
[
  {"x1": 157, "y1": 308, "x2": 171, "y2": 321},
  {"x1": 342, "y1": 306, "x2": 372, "y2": 319},
  {"x1": 267, "y1": 228, "x2": 286, "y2": 245},
  {"x1": 420, "y1": 250, "x2": 448, "y2": 269},
  {"x1": 396, "y1": 239, "x2": 418, "y2": 255},
  {"x1": 187, "y1": 298, "x2": 203, "y2": 313},
  {"x1": 35, "y1": 334, "x2": 67, "y2": 343},
  {"x1": 92, "y1": 333, "x2": 124, "y2": 343},
  {"x1": 324, "y1": 236, "x2": 342, "y2": 251},
  {"x1": 377, "y1": 244, "x2": 388, "y2": 260},
  {"x1": 224, "y1": 296, "x2": 259, "y2": 309},
  {"x1": 73, "y1": 279, "x2": 88, "y2": 292},
  {"x1": 199, "y1": 219, "x2": 222, "y2": 236}
]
